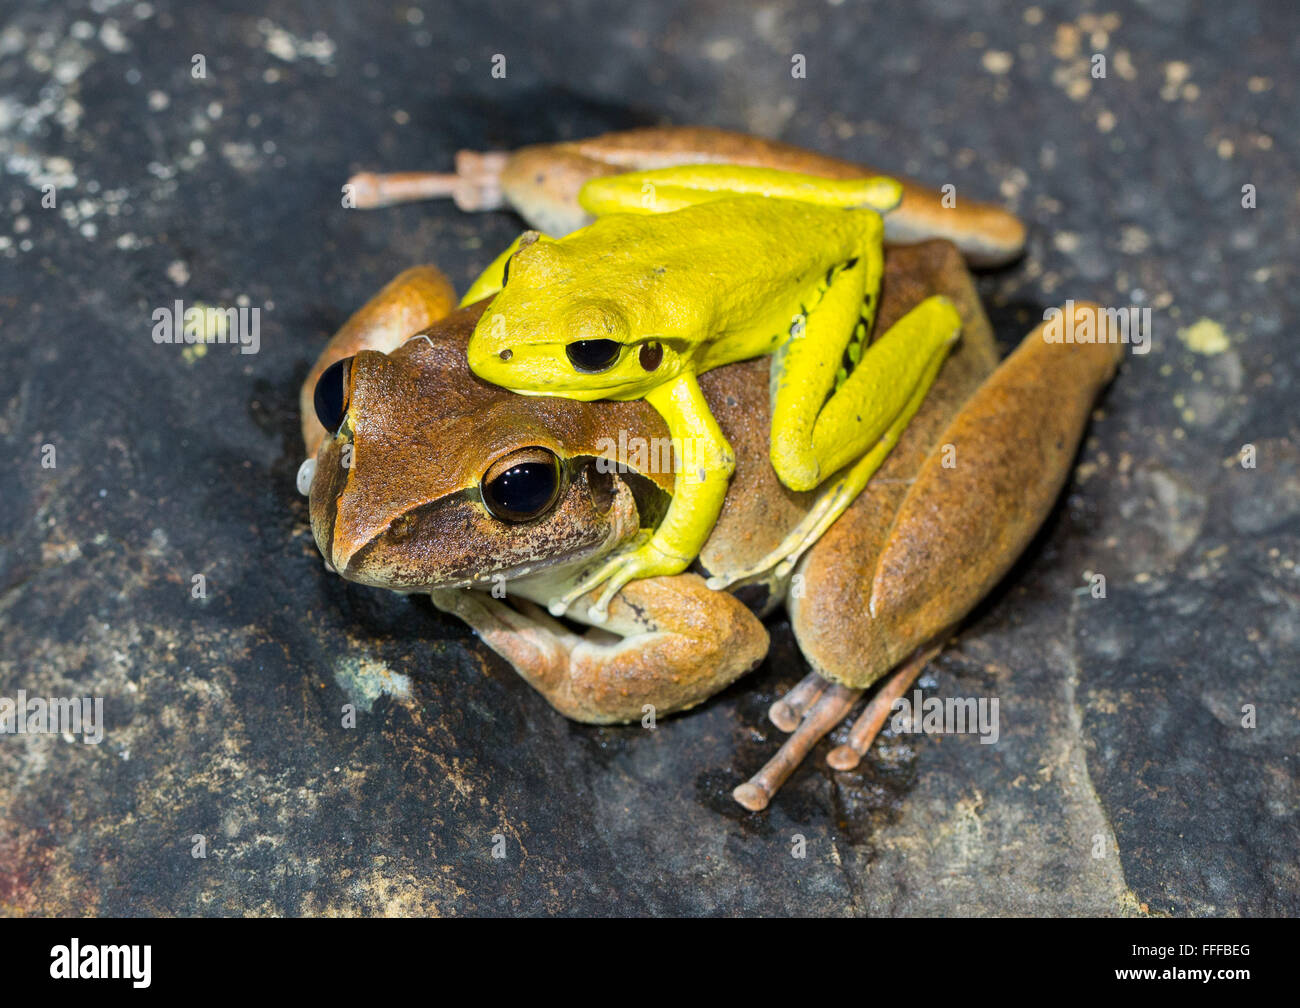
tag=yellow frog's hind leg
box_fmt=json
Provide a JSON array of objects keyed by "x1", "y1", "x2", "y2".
[
  {"x1": 577, "y1": 164, "x2": 902, "y2": 216},
  {"x1": 707, "y1": 328, "x2": 949, "y2": 589},
  {"x1": 710, "y1": 235, "x2": 961, "y2": 590}
]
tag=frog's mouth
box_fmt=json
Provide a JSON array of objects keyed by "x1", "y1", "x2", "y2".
[{"x1": 322, "y1": 457, "x2": 660, "y2": 594}]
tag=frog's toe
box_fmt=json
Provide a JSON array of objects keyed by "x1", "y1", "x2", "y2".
[
  {"x1": 587, "y1": 557, "x2": 655, "y2": 622},
  {"x1": 553, "y1": 537, "x2": 690, "y2": 623},
  {"x1": 547, "y1": 555, "x2": 623, "y2": 622},
  {"x1": 733, "y1": 648, "x2": 940, "y2": 811},
  {"x1": 768, "y1": 671, "x2": 827, "y2": 731},
  {"x1": 588, "y1": 582, "x2": 626, "y2": 623},
  {"x1": 824, "y1": 646, "x2": 938, "y2": 770},
  {"x1": 549, "y1": 575, "x2": 602, "y2": 618},
  {"x1": 732, "y1": 682, "x2": 862, "y2": 811},
  {"x1": 707, "y1": 534, "x2": 816, "y2": 592}
]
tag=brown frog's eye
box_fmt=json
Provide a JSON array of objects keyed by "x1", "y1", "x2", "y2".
[
  {"x1": 314, "y1": 356, "x2": 353, "y2": 434},
  {"x1": 481, "y1": 448, "x2": 563, "y2": 523},
  {"x1": 566, "y1": 339, "x2": 623, "y2": 373}
]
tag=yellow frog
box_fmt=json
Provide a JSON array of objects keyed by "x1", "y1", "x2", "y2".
[{"x1": 459, "y1": 163, "x2": 963, "y2": 618}]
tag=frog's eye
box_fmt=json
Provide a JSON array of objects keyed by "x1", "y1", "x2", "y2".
[
  {"x1": 314, "y1": 356, "x2": 354, "y2": 434},
  {"x1": 481, "y1": 448, "x2": 563, "y2": 523},
  {"x1": 566, "y1": 339, "x2": 622, "y2": 373},
  {"x1": 639, "y1": 341, "x2": 663, "y2": 371}
]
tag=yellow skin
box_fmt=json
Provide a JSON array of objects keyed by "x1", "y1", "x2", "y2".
[{"x1": 462, "y1": 165, "x2": 963, "y2": 620}]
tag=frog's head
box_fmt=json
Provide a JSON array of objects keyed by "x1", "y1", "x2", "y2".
[
  {"x1": 307, "y1": 302, "x2": 673, "y2": 592},
  {"x1": 465, "y1": 237, "x2": 681, "y2": 401}
]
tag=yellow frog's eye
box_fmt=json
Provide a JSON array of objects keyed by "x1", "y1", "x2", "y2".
[
  {"x1": 481, "y1": 448, "x2": 563, "y2": 523},
  {"x1": 313, "y1": 356, "x2": 353, "y2": 434},
  {"x1": 566, "y1": 339, "x2": 622, "y2": 373}
]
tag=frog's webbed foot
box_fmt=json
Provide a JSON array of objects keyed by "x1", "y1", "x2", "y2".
[
  {"x1": 706, "y1": 463, "x2": 871, "y2": 591},
  {"x1": 732, "y1": 646, "x2": 938, "y2": 811},
  {"x1": 346, "y1": 150, "x2": 510, "y2": 211},
  {"x1": 548, "y1": 531, "x2": 691, "y2": 623}
]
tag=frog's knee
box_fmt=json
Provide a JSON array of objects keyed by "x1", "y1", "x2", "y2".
[{"x1": 770, "y1": 447, "x2": 820, "y2": 493}]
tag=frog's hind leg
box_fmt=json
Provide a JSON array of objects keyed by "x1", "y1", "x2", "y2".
[
  {"x1": 577, "y1": 164, "x2": 902, "y2": 216},
  {"x1": 710, "y1": 244, "x2": 960, "y2": 590},
  {"x1": 826, "y1": 644, "x2": 941, "y2": 770},
  {"x1": 770, "y1": 222, "x2": 962, "y2": 491},
  {"x1": 733, "y1": 682, "x2": 862, "y2": 811},
  {"x1": 346, "y1": 150, "x2": 511, "y2": 211},
  {"x1": 707, "y1": 326, "x2": 949, "y2": 589},
  {"x1": 768, "y1": 671, "x2": 827, "y2": 731},
  {"x1": 733, "y1": 645, "x2": 939, "y2": 811}
]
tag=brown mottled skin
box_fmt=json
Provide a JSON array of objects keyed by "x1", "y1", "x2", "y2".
[{"x1": 304, "y1": 243, "x2": 1121, "y2": 726}]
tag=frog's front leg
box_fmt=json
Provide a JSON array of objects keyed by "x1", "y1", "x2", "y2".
[
  {"x1": 346, "y1": 150, "x2": 510, "y2": 212},
  {"x1": 550, "y1": 372, "x2": 735, "y2": 621},
  {"x1": 430, "y1": 573, "x2": 767, "y2": 724}
]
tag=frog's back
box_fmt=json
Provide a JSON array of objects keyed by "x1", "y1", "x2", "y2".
[{"x1": 564, "y1": 196, "x2": 871, "y2": 341}]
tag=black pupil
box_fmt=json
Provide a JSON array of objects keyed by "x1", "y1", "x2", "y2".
[
  {"x1": 566, "y1": 339, "x2": 622, "y2": 373},
  {"x1": 485, "y1": 461, "x2": 558, "y2": 522},
  {"x1": 314, "y1": 356, "x2": 352, "y2": 433}
]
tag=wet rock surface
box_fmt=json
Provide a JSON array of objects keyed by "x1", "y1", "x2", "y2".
[{"x1": 1, "y1": 0, "x2": 1295, "y2": 915}]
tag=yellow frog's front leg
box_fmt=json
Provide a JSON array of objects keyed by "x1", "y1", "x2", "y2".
[{"x1": 550, "y1": 372, "x2": 735, "y2": 621}]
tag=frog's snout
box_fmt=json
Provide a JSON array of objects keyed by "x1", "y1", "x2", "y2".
[{"x1": 466, "y1": 325, "x2": 515, "y2": 385}]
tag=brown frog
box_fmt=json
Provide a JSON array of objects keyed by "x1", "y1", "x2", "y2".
[{"x1": 300, "y1": 169, "x2": 1121, "y2": 807}]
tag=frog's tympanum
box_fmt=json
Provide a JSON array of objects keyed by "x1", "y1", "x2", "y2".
[{"x1": 307, "y1": 128, "x2": 1119, "y2": 810}]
